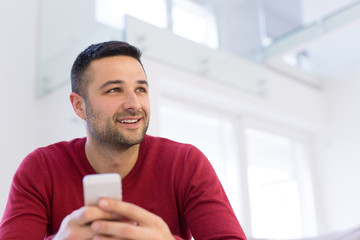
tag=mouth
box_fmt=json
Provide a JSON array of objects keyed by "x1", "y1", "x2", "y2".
[
  {"x1": 119, "y1": 119, "x2": 140, "y2": 124},
  {"x1": 116, "y1": 116, "x2": 143, "y2": 127}
]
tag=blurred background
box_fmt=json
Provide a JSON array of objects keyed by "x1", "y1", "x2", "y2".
[{"x1": 1, "y1": 0, "x2": 360, "y2": 239}]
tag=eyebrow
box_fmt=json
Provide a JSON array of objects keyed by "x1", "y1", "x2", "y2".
[{"x1": 99, "y1": 80, "x2": 148, "y2": 90}]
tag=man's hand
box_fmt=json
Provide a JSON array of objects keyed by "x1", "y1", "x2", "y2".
[
  {"x1": 52, "y1": 205, "x2": 120, "y2": 240},
  {"x1": 90, "y1": 198, "x2": 175, "y2": 240}
]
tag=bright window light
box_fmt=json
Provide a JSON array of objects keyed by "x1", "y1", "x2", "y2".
[
  {"x1": 172, "y1": 0, "x2": 218, "y2": 49},
  {"x1": 158, "y1": 98, "x2": 241, "y2": 219},
  {"x1": 245, "y1": 127, "x2": 315, "y2": 239},
  {"x1": 95, "y1": 0, "x2": 167, "y2": 30}
]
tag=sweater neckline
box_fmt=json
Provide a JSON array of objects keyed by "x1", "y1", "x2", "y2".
[
  {"x1": 122, "y1": 135, "x2": 148, "y2": 187},
  {"x1": 78, "y1": 136, "x2": 149, "y2": 186}
]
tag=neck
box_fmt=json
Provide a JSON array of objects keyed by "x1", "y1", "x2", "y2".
[{"x1": 85, "y1": 137, "x2": 140, "y2": 179}]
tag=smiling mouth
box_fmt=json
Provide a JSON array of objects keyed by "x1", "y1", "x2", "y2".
[{"x1": 119, "y1": 119, "x2": 140, "y2": 124}]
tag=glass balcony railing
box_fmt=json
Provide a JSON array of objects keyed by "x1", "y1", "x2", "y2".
[{"x1": 36, "y1": 0, "x2": 266, "y2": 98}]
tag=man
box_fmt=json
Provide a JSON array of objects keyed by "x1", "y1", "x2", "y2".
[{"x1": 0, "y1": 41, "x2": 247, "y2": 239}]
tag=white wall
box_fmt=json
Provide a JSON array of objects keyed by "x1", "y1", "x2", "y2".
[
  {"x1": 0, "y1": 0, "x2": 85, "y2": 217},
  {"x1": 144, "y1": 59, "x2": 326, "y2": 133},
  {"x1": 316, "y1": 77, "x2": 360, "y2": 233},
  {"x1": 0, "y1": 0, "x2": 40, "y2": 215},
  {"x1": 0, "y1": 0, "x2": 359, "y2": 237}
]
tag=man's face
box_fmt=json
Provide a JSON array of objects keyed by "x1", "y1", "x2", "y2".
[{"x1": 83, "y1": 56, "x2": 150, "y2": 148}]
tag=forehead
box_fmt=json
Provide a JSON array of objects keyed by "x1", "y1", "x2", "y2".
[{"x1": 86, "y1": 56, "x2": 146, "y2": 85}]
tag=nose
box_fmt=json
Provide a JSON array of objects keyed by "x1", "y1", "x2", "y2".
[{"x1": 123, "y1": 91, "x2": 141, "y2": 112}]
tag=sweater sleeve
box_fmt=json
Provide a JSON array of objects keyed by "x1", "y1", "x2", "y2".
[
  {"x1": 0, "y1": 150, "x2": 52, "y2": 239},
  {"x1": 180, "y1": 146, "x2": 247, "y2": 240}
]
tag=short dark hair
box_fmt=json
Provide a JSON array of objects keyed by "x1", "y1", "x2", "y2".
[{"x1": 71, "y1": 41, "x2": 143, "y2": 98}]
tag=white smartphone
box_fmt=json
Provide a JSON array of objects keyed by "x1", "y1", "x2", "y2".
[{"x1": 83, "y1": 173, "x2": 122, "y2": 206}]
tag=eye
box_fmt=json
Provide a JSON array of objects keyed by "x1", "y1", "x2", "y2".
[
  {"x1": 136, "y1": 87, "x2": 148, "y2": 94},
  {"x1": 106, "y1": 87, "x2": 122, "y2": 93}
]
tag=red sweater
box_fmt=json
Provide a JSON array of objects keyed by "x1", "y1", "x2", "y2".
[{"x1": 0, "y1": 135, "x2": 246, "y2": 239}]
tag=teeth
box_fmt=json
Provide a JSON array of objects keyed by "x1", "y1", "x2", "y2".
[{"x1": 120, "y1": 119, "x2": 138, "y2": 123}]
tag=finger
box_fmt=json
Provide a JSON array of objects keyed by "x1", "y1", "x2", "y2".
[
  {"x1": 97, "y1": 198, "x2": 159, "y2": 226},
  {"x1": 71, "y1": 206, "x2": 121, "y2": 226},
  {"x1": 56, "y1": 210, "x2": 96, "y2": 239},
  {"x1": 61, "y1": 223, "x2": 95, "y2": 240},
  {"x1": 91, "y1": 220, "x2": 147, "y2": 239},
  {"x1": 92, "y1": 235, "x2": 121, "y2": 240}
]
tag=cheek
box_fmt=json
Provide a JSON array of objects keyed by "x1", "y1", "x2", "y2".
[
  {"x1": 86, "y1": 101, "x2": 115, "y2": 118},
  {"x1": 104, "y1": 102, "x2": 120, "y2": 112},
  {"x1": 140, "y1": 98, "x2": 150, "y2": 112},
  {"x1": 97, "y1": 97, "x2": 120, "y2": 110}
]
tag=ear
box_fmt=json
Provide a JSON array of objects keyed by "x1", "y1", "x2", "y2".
[{"x1": 70, "y1": 92, "x2": 86, "y2": 120}]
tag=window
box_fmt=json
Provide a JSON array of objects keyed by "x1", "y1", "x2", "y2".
[
  {"x1": 245, "y1": 127, "x2": 317, "y2": 238},
  {"x1": 95, "y1": 0, "x2": 167, "y2": 30},
  {"x1": 157, "y1": 98, "x2": 241, "y2": 219},
  {"x1": 95, "y1": 0, "x2": 218, "y2": 49},
  {"x1": 172, "y1": 0, "x2": 218, "y2": 48}
]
